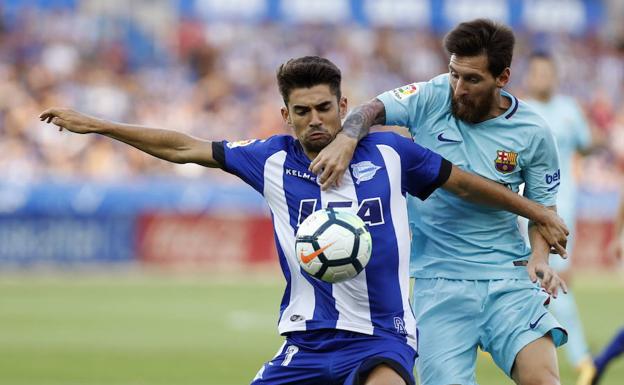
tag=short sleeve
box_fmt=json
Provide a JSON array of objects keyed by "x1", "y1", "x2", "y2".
[
  {"x1": 522, "y1": 128, "x2": 560, "y2": 206},
  {"x1": 392, "y1": 134, "x2": 452, "y2": 200},
  {"x1": 216, "y1": 138, "x2": 274, "y2": 194},
  {"x1": 376, "y1": 74, "x2": 450, "y2": 138}
]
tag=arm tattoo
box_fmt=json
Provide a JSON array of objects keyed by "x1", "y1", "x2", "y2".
[{"x1": 341, "y1": 98, "x2": 386, "y2": 141}]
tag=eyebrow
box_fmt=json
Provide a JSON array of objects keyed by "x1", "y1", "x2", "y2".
[
  {"x1": 292, "y1": 101, "x2": 333, "y2": 110},
  {"x1": 448, "y1": 64, "x2": 483, "y2": 78}
]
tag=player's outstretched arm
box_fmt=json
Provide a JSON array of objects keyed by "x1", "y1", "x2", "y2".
[
  {"x1": 310, "y1": 98, "x2": 386, "y2": 190},
  {"x1": 39, "y1": 108, "x2": 219, "y2": 168},
  {"x1": 441, "y1": 165, "x2": 569, "y2": 257}
]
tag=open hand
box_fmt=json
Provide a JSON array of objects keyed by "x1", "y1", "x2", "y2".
[
  {"x1": 527, "y1": 258, "x2": 567, "y2": 298},
  {"x1": 39, "y1": 108, "x2": 98, "y2": 134}
]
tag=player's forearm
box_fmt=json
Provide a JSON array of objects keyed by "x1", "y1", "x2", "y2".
[
  {"x1": 340, "y1": 98, "x2": 386, "y2": 141},
  {"x1": 96, "y1": 121, "x2": 202, "y2": 164},
  {"x1": 527, "y1": 224, "x2": 550, "y2": 263},
  {"x1": 443, "y1": 165, "x2": 549, "y2": 223}
]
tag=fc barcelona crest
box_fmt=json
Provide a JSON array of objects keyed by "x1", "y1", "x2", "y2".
[{"x1": 495, "y1": 150, "x2": 518, "y2": 173}]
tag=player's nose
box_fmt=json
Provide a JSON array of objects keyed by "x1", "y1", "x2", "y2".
[
  {"x1": 454, "y1": 79, "x2": 468, "y2": 97},
  {"x1": 309, "y1": 110, "x2": 322, "y2": 126}
]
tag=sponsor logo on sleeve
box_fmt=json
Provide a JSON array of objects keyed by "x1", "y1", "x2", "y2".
[
  {"x1": 494, "y1": 150, "x2": 518, "y2": 174},
  {"x1": 545, "y1": 169, "x2": 561, "y2": 191},
  {"x1": 226, "y1": 139, "x2": 257, "y2": 148},
  {"x1": 391, "y1": 83, "x2": 419, "y2": 101}
]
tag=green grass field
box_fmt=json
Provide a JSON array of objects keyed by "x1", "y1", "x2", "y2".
[{"x1": 1, "y1": 272, "x2": 622, "y2": 385}]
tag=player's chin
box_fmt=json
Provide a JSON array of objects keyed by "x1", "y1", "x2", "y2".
[{"x1": 304, "y1": 136, "x2": 332, "y2": 152}]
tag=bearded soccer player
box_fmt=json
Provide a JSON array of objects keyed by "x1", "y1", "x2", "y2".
[
  {"x1": 40, "y1": 56, "x2": 567, "y2": 385},
  {"x1": 311, "y1": 19, "x2": 570, "y2": 385}
]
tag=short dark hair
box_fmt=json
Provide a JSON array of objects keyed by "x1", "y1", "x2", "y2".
[
  {"x1": 443, "y1": 19, "x2": 515, "y2": 77},
  {"x1": 276, "y1": 56, "x2": 341, "y2": 105}
]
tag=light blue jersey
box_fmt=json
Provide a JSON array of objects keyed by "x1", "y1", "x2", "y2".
[
  {"x1": 378, "y1": 74, "x2": 560, "y2": 280},
  {"x1": 526, "y1": 95, "x2": 590, "y2": 236}
]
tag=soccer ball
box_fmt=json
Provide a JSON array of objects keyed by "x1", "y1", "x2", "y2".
[{"x1": 295, "y1": 208, "x2": 372, "y2": 283}]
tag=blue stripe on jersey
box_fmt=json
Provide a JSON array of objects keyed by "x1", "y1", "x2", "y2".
[
  {"x1": 350, "y1": 145, "x2": 406, "y2": 343},
  {"x1": 280, "y1": 151, "x2": 340, "y2": 328}
]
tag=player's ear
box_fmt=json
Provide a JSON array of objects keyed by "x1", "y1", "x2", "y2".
[
  {"x1": 339, "y1": 96, "x2": 348, "y2": 119},
  {"x1": 281, "y1": 106, "x2": 292, "y2": 126},
  {"x1": 496, "y1": 67, "x2": 511, "y2": 88}
]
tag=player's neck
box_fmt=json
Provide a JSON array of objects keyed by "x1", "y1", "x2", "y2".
[
  {"x1": 485, "y1": 91, "x2": 512, "y2": 121},
  {"x1": 299, "y1": 143, "x2": 319, "y2": 161}
]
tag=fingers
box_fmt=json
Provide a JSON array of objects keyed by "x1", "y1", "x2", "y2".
[
  {"x1": 528, "y1": 265, "x2": 538, "y2": 283},
  {"x1": 309, "y1": 156, "x2": 323, "y2": 175},
  {"x1": 550, "y1": 242, "x2": 568, "y2": 259},
  {"x1": 559, "y1": 277, "x2": 568, "y2": 295},
  {"x1": 39, "y1": 108, "x2": 56, "y2": 120},
  {"x1": 319, "y1": 168, "x2": 342, "y2": 191}
]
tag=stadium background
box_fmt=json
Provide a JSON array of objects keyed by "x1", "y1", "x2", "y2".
[{"x1": 0, "y1": 0, "x2": 623, "y2": 384}]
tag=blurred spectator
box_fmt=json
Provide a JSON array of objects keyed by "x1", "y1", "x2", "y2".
[{"x1": 0, "y1": 1, "x2": 622, "y2": 193}]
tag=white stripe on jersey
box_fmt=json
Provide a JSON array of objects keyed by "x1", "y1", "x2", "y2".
[
  {"x1": 378, "y1": 145, "x2": 418, "y2": 349},
  {"x1": 321, "y1": 171, "x2": 374, "y2": 335},
  {"x1": 263, "y1": 151, "x2": 315, "y2": 333}
]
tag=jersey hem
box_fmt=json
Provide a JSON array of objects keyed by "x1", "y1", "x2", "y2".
[{"x1": 278, "y1": 322, "x2": 418, "y2": 350}]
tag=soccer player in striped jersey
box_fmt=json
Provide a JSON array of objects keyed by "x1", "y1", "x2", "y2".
[
  {"x1": 311, "y1": 20, "x2": 571, "y2": 385},
  {"x1": 39, "y1": 56, "x2": 568, "y2": 385}
]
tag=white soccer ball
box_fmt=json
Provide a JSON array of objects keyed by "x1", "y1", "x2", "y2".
[{"x1": 295, "y1": 208, "x2": 372, "y2": 283}]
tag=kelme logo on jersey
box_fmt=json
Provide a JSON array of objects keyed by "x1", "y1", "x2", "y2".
[
  {"x1": 351, "y1": 161, "x2": 381, "y2": 184},
  {"x1": 391, "y1": 83, "x2": 419, "y2": 100},
  {"x1": 226, "y1": 139, "x2": 257, "y2": 148},
  {"x1": 494, "y1": 150, "x2": 518, "y2": 174}
]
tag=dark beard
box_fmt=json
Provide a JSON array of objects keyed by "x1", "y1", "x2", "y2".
[{"x1": 450, "y1": 92, "x2": 494, "y2": 124}]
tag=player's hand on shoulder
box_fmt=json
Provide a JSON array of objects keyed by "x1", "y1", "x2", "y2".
[
  {"x1": 534, "y1": 210, "x2": 569, "y2": 259},
  {"x1": 309, "y1": 132, "x2": 357, "y2": 191},
  {"x1": 39, "y1": 107, "x2": 98, "y2": 134},
  {"x1": 527, "y1": 258, "x2": 567, "y2": 298}
]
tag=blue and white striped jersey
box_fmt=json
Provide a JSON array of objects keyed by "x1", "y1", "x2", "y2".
[{"x1": 212, "y1": 132, "x2": 450, "y2": 349}]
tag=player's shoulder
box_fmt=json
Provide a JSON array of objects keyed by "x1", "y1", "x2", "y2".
[
  {"x1": 226, "y1": 134, "x2": 291, "y2": 150},
  {"x1": 360, "y1": 131, "x2": 411, "y2": 147},
  {"x1": 513, "y1": 97, "x2": 552, "y2": 137},
  {"x1": 359, "y1": 132, "x2": 424, "y2": 157},
  {"x1": 384, "y1": 73, "x2": 449, "y2": 103},
  {"x1": 430, "y1": 73, "x2": 450, "y2": 87}
]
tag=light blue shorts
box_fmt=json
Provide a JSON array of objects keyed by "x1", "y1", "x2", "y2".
[{"x1": 411, "y1": 278, "x2": 567, "y2": 385}]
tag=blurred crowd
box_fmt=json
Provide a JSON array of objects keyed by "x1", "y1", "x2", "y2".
[{"x1": 1, "y1": 3, "x2": 624, "y2": 193}]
